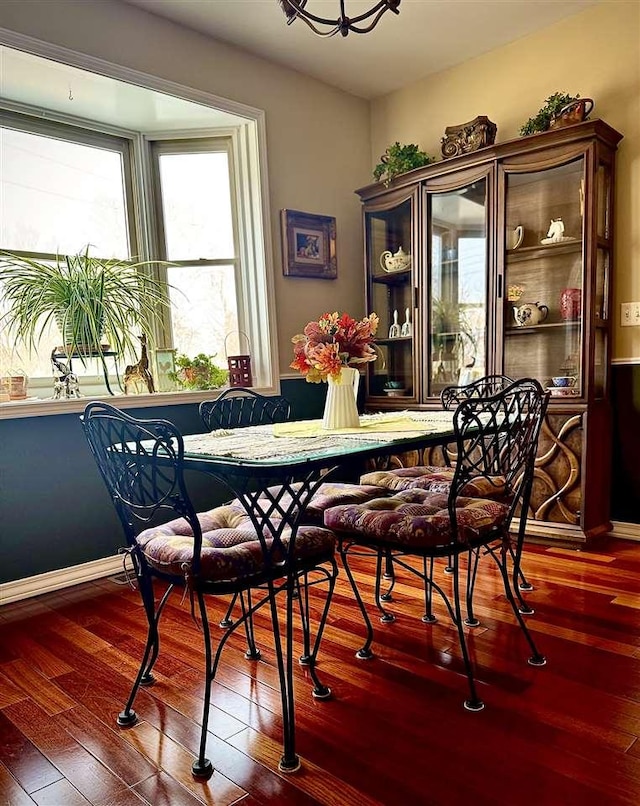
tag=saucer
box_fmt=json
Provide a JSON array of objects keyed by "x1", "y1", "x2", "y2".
[
  {"x1": 384, "y1": 387, "x2": 406, "y2": 397},
  {"x1": 540, "y1": 236, "x2": 578, "y2": 245},
  {"x1": 547, "y1": 387, "x2": 579, "y2": 397}
]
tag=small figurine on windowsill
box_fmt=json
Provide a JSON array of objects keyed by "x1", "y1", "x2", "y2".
[{"x1": 51, "y1": 349, "x2": 81, "y2": 399}]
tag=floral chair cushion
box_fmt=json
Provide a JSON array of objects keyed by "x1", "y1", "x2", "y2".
[
  {"x1": 360, "y1": 466, "x2": 506, "y2": 499},
  {"x1": 137, "y1": 505, "x2": 335, "y2": 582},
  {"x1": 231, "y1": 482, "x2": 389, "y2": 524},
  {"x1": 324, "y1": 488, "x2": 509, "y2": 549}
]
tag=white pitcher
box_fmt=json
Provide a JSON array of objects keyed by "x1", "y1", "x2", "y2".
[{"x1": 322, "y1": 366, "x2": 360, "y2": 430}]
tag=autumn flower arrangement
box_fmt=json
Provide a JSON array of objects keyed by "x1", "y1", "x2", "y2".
[{"x1": 291, "y1": 311, "x2": 379, "y2": 383}]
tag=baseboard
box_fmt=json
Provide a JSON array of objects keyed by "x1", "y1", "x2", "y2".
[
  {"x1": 1, "y1": 520, "x2": 639, "y2": 606},
  {"x1": 610, "y1": 521, "x2": 640, "y2": 542},
  {"x1": 0, "y1": 555, "x2": 122, "y2": 606}
]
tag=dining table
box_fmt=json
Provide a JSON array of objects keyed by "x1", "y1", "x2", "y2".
[{"x1": 178, "y1": 409, "x2": 459, "y2": 525}]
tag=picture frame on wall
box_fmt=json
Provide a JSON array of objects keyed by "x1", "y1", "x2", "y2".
[{"x1": 281, "y1": 209, "x2": 337, "y2": 279}]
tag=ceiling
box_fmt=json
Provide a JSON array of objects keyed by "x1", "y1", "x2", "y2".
[
  {"x1": 122, "y1": 0, "x2": 599, "y2": 99},
  {"x1": 0, "y1": 46, "x2": 249, "y2": 131}
]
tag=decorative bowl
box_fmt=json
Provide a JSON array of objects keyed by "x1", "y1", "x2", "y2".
[{"x1": 551, "y1": 376, "x2": 576, "y2": 388}]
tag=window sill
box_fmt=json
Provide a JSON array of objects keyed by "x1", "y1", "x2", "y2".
[{"x1": 0, "y1": 387, "x2": 282, "y2": 420}]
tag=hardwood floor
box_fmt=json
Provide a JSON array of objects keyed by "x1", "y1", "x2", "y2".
[{"x1": 1, "y1": 538, "x2": 640, "y2": 805}]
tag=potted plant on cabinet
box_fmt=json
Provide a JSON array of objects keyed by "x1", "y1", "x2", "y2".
[
  {"x1": 519, "y1": 92, "x2": 593, "y2": 136},
  {"x1": 0, "y1": 246, "x2": 171, "y2": 375},
  {"x1": 373, "y1": 142, "x2": 434, "y2": 186}
]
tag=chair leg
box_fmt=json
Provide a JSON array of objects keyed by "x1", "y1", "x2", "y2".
[
  {"x1": 296, "y1": 572, "x2": 312, "y2": 665},
  {"x1": 239, "y1": 591, "x2": 261, "y2": 660},
  {"x1": 497, "y1": 542, "x2": 546, "y2": 667},
  {"x1": 451, "y1": 554, "x2": 484, "y2": 712},
  {"x1": 296, "y1": 561, "x2": 337, "y2": 699},
  {"x1": 339, "y1": 542, "x2": 375, "y2": 660},
  {"x1": 380, "y1": 549, "x2": 396, "y2": 602},
  {"x1": 219, "y1": 592, "x2": 238, "y2": 628},
  {"x1": 383, "y1": 549, "x2": 395, "y2": 579},
  {"x1": 374, "y1": 549, "x2": 396, "y2": 624},
  {"x1": 464, "y1": 549, "x2": 481, "y2": 627},
  {"x1": 422, "y1": 557, "x2": 436, "y2": 623},
  {"x1": 192, "y1": 588, "x2": 214, "y2": 779},
  {"x1": 509, "y1": 541, "x2": 535, "y2": 613},
  {"x1": 118, "y1": 566, "x2": 165, "y2": 727},
  {"x1": 268, "y1": 576, "x2": 301, "y2": 773}
]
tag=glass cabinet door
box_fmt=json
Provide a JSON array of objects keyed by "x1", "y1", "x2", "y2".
[
  {"x1": 427, "y1": 178, "x2": 488, "y2": 397},
  {"x1": 366, "y1": 196, "x2": 415, "y2": 400},
  {"x1": 503, "y1": 158, "x2": 585, "y2": 398}
]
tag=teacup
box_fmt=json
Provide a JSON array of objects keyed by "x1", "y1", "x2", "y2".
[
  {"x1": 385, "y1": 380, "x2": 403, "y2": 389},
  {"x1": 551, "y1": 376, "x2": 576, "y2": 388},
  {"x1": 506, "y1": 225, "x2": 524, "y2": 250}
]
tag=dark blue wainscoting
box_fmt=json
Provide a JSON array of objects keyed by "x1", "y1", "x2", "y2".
[
  {"x1": 0, "y1": 378, "x2": 325, "y2": 585},
  {"x1": 3, "y1": 370, "x2": 637, "y2": 586}
]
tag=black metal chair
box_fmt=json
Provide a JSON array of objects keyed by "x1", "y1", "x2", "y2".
[
  {"x1": 81, "y1": 401, "x2": 337, "y2": 777},
  {"x1": 325, "y1": 378, "x2": 550, "y2": 711},
  {"x1": 361, "y1": 374, "x2": 535, "y2": 617},
  {"x1": 199, "y1": 387, "x2": 291, "y2": 431},
  {"x1": 200, "y1": 388, "x2": 292, "y2": 630},
  {"x1": 201, "y1": 388, "x2": 387, "y2": 631}
]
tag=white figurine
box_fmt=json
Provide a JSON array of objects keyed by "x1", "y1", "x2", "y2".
[
  {"x1": 546, "y1": 218, "x2": 565, "y2": 243},
  {"x1": 388, "y1": 309, "x2": 401, "y2": 338},
  {"x1": 400, "y1": 307, "x2": 412, "y2": 337}
]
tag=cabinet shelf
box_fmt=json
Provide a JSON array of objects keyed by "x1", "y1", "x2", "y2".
[
  {"x1": 372, "y1": 270, "x2": 411, "y2": 285},
  {"x1": 375, "y1": 336, "x2": 413, "y2": 346},
  {"x1": 505, "y1": 321, "x2": 580, "y2": 335},
  {"x1": 507, "y1": 242, "x2": 581, "y2": 262}
]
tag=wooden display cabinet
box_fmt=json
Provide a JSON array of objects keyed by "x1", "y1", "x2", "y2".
[{"x1": 357, "y1": 119, "x2": 623, "y2": 545}]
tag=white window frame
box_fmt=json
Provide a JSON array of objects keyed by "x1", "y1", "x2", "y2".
[{"x1": 0, "y1": 28, "x2": 279, "y2": 419}]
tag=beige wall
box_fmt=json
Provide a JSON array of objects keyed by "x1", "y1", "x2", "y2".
[
  {"x1": 371, "y1": 1, "x2": 640, "y2": 361},
  {"x1": 2, "y1": 2, "x2": 639, "y2": 368},
  {"x1": 0, "y1": 0, "x2": 372, "y2": 375}
]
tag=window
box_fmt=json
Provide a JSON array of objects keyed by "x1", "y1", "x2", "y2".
[
  {"x1": 0, "y1": 107, "x2": 274, "y2": 403},
  {"x1": 0, "y1": 113, "x2": 135, "y2": 380},
  {"x1": 150, "y1": 139, "x2": 240, "y2": 365}
]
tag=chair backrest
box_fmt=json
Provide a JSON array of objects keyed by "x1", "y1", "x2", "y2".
[
  {"x1": 199, "y1": 388, "x2": 291, "y2": 431},
  {"x1": 440, "y1": 374, "x2": 515, "y2": 410},
  {"x1": 450, "y1": 378, "x2": 549, "y2": 527},
  {"x1": 81, "y1": 401, "x2": 205, "y2": 572}
]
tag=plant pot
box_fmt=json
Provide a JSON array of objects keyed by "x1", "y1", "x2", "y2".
[
  {"x1": 55, "y1": 309, "x2": 106, "y2": 357},
  {"x1": 549, "y1": 98, "x2": 594, "y2": 130}
]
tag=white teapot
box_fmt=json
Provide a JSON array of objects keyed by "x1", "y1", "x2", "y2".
[
  {"x1": 513, "y1": 301, "x2": 549, "y2": 327},
  {"x1": 380, "y1": 246, "x2": 411, "y2": 273}
]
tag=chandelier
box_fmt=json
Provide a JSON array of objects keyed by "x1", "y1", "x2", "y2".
[{"x1": 279, "y1": 1, "x2": 401, "y2": 38}]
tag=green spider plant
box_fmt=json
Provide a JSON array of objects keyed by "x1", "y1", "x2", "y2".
[{"x1": 0, "y1": 247, "x2": 171, "y2": 366}]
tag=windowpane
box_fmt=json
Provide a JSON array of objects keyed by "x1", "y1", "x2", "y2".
[
  {"x1": 0, "y1": 127, "x2": 129, "y2": 257},
  {"x1": 158, "y1": 152, "x2": 234, "y2": 260},
  {"x1": 167, "y1": 264, "x2": 238, "y2": 362}
]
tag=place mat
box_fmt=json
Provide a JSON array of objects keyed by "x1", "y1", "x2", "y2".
[
  {"x1": 273, "y1": 410, "x2": 455, "y2": 440},
  {"x1": 183, "y1": 428, "x2": 354, "y2": 461}
]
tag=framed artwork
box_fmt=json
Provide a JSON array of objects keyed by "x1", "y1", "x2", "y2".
[{"x1": 281, "y1": 209, "x2": 337, "y2": 279}]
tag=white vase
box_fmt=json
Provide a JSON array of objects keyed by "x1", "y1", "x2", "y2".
[{"x1": 322, "y1": 366, "x2": 360, "y2": 430}]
